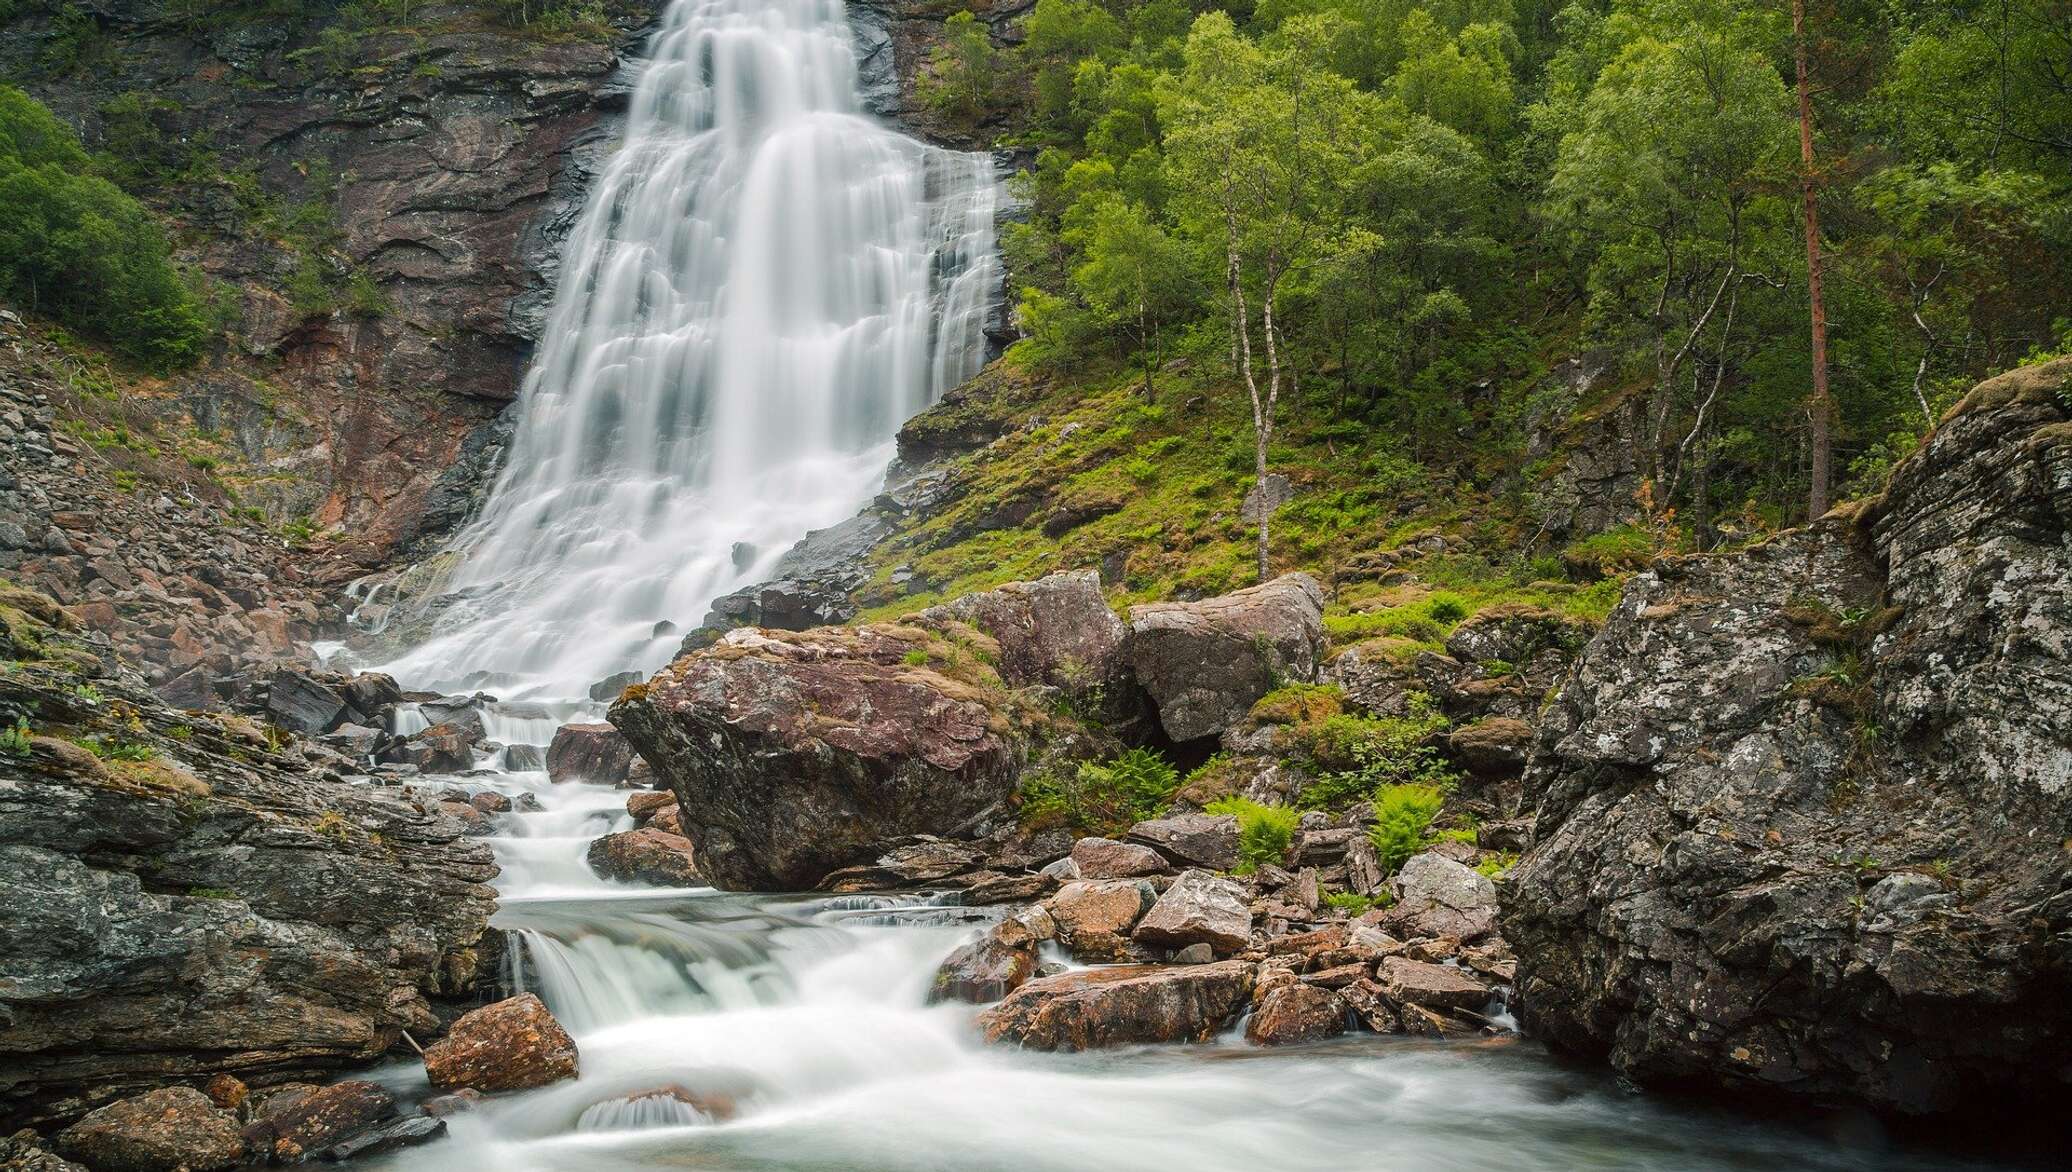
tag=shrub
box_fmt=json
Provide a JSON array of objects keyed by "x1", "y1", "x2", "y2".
[
  {"x1": 1367, "y1": 783, "x2": 1445, "y2": 875},
  {"x1": 1017, "y1": 746, "x2": 1179, "y2": 835},
  {"x1": 1248, "y1": 682, "x2": 1343, "y2": 726},
  {"x1": 1425, "y1": 591, "x2": 1469, "y2": 624},
  {"x1": 1206, "y1": 796, "x2": 1298, "y2": 873},
  {"x1": 1294, "y1": 692, "x2": 1456, "y2": 807},
  {"x1": 0, "y1": 87, "x2": 208, "y2": 367}
]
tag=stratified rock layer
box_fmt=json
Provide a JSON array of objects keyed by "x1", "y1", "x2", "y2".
[{"x1": 1503, "y1": 359, "x2": 2072, "y2": 1114}]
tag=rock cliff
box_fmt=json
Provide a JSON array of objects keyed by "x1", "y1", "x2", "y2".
[{"x1": 1502, "y1": 358, "x2": 2072, "y2": 1114}]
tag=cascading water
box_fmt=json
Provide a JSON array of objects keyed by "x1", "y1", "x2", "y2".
[
  {"x1": 360, "y1": 2, "x2": 2010, "y2": 1168},
  {"x1": 376, "y1": 0, "x2": 996, "y2": 701}
]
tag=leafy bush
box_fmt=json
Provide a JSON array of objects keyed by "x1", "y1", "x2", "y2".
[
  {"x1": 1367, "y1": 783, "x2": 1445, "y2": 876},
  {"x1": 1205, "y1": 796, "x2": 1298, "y2": 873},
  {"x1": 1017, "y1": 746, "x2": 1179, "y2": 835},
  {"x1": 1294, "y1": 692, "x2": 1456, "y2": 807},
  {"x1": 1425, "y1": 591, "x2": 1469, "y2": 624},
  {"x1": 0, "y1": 87, "x2": 207, "y2": 367}
]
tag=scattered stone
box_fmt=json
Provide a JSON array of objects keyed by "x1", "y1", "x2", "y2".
[
  {"x1": 54, "y1": 1087, "x2": 243, "y2": 1172},
  {"x1": 588, "y1": 670, "x2": 645, "y2": 702},
  {"x1": 1170, "y1": 943, "x2": 1214, "y2": 964},
  {"x1": 423, "y1": 994, "x2": 579, "y2": 1092},
  {"x1": 931, "y1": 932, "x2": 1038, "y2": 1004},
  {"x1": 1245, "y1": 983, "x2": 1348, "y2": 1046},
  {"x1": 1044, "y1": 878, "x2": 1157, "y2": 950},
  {"x1": 381, "y1": 722, "x2": 476, "y2": 773},
  {"x1": 1126, "y1": 813, "x2": 1239, "y2": 871},
  {"x1": 546, "y1": 723, "x2": 633, "y2": 785},
  {"x1": 268, "y1": 668, "x2": 351, "y2": 735},
  {"x1": 626, "y1": 790, "x2": 676, "y2": 824},
  {"x1": 502, "y1": 743, "x2": 546, "y2": 771},
  {"x1": 978, "y1": 961, "x2": 1255, "y2": 1051},
  {"x1": 1383, "y1": 853, "x2": 1499, "y2": 941},
  {"x1": 1132, "y1": 870, "x2": 1252, "y2": 955},
  {"x1": 1069, "y1": 837, "x2": 1169, "y2": 879},
  {"x1": 201, "y1": 1075, "x2": 247, "y2": 1114},
  {"x1": 313, "y1": 1115, "x2": 445, "y2": 1162},
  {"x1": 418, "y1": 1091, "x2": 483, "y2": 1119},
  {"x1": 1377, "y1": 957, "x2": 1490, "y2": 1013},
  {"x1": 587, "y1": 828, "x2": 701, "y2": 887},
  {"x1": 240, "y1": 1080, "x2": 394, "y2": 1165},
  {"x1": 0, "y1": 1130, "x2": 86, "y2": 1172}
]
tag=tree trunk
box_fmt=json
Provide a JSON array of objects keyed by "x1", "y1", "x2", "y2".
[{"x1": 1796, "y1": 0, "x2": 1833, "y2": 520}]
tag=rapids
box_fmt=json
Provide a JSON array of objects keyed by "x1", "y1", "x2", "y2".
[{"x1": 357, "y1": 2, "x2": 2027, "y2": 1169}]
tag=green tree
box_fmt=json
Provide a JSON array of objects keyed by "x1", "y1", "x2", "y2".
[
  {"x1": 920, "y1": 11, "x2": 1001, "y2": 119},
  {"x1": 1067, "y1": 192, "x2": 1199, "y2": 400}
]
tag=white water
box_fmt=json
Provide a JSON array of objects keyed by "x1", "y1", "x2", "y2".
[
  {"x1": 375, "y1": 0, "x2": 996, "y2": 701},
  {"x1": 359, "y1": 2, "x2": 2009, "y2": 1168}
]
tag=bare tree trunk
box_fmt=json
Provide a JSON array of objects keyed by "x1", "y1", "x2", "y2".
[{"x1": 1796, "y1": 0, "x2": 1834, "y2": 519}]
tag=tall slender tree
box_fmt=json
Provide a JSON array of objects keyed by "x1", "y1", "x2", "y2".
[{"x1": 1794, "y1": 0, "x2": 1832, "y2": 519}]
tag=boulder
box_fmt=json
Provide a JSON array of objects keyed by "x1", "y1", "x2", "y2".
[
  {"x1": 625, "y1": 790, "x2": 676, "y2": 824},
  {"x1": 1131, "y1": 870, "x2": 1252, "y2": 955},
  {"x1": 930, "y1": 933, "x2": 1037, "y2": 1004},
  {"x1": 1245, "y1": 983, "x2": 1348, "y2": 1046},
  {"x1": 817, "y1": 838, "x2": 984, "y2": 891},
  {"x1": 1382, "y1": 853, "x2": 1499, "y2": 942},
  {"x1": 609, "y1": 624, "x2": 1025, "y2": 890},
  {"x1": 311, "y1": 1115, "x2": 445, "y2": 1161},
  {"x1": 1128, "y1": 573, "x2": 1326, "y2": 741},
  {"x1": 588, "y1": 670, "x2": 644, "y2": 703},
  {"x1": 586, "y1": 829, "x2": 701, "y2": 887},
  {"x1": 0, "y1": 1130, "x2": 86, "y2": 1172},
  {"x1": 380, "y1": 721, "x2": 475, "y2": 773},
  {"x1": 978, "y1": 961, "x2": 1254, "y2": 1051},
  {"x1": 1044, "y1": 878, "x2": 1157, "y2": 961},
  {"x1": 1069, "y1": 837, "x2": 1168, "y2": 879},
  {"x1": 266, "y1": 668, "x2": 351, "y2": 735},
  {"x1": 239, "y1": 1080, "x2": 394, "y2": 1165},
  {"x1": 545, "y1": 723, "x2": 633, "y2": 785},
  {"x1": 917, "y1": 570, "x2": 1128, "y2": 697},
  {"x1": 503, "y1": 742, "x2": 546, "y2": 771},
  {"x1": 1502, "y1": 359, "x2": 2072, "y2": 1115},
  {"x1": 423, "y1": 994, "x2": 579, "y2": 1092},
  {"x1": 339, "y1": 672, "x2": 403, "y2": 718},
  {"x1": 1126, "y1": 813, "x2": 1239, "y2": 871},
  {"x1": 1444, "y1": 717, "x2": 1534, "y2": 777},
  {"x1": 1377, "y1": 956, "x2": 1490, "y2": 1013},
  {"x1": 53, "y1": 1088, "x2": 243, "y2": 1171}
]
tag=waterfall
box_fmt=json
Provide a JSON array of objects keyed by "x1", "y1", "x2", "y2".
[{"x1": 378, "y1": 0, "x2": 998, "y2": 700}]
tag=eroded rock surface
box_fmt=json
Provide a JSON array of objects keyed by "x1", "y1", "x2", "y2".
[
  {"x1": 978, "y1": 961, "x2": 1254, "y2": 1051},
  {"x1": 1503, "y1": 360, "x2": 2072, "y2": 1114},
  {"x1": 422, "y1": 994, "x2": 579, "y2": 1093},
  {"x1": 1128, "y1": 573, "x2": 1325, "y2": 742}
]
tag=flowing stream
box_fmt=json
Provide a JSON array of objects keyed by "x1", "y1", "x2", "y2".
[{"x1": 365, "y1": 2, "x2": 2018, "y2": 1168}]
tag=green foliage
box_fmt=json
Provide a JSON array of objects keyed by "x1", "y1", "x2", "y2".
[
  {"x1": 1476, "y1": 850, "x2": 1518, "y2": 878},
  {"x1": 1018, "y1": 746, "x2": 1179, "y2": 835},
  {"x1": 81, "y1": 735, "x2": 155, "y2": 762},
  {"x1": 0, "y1": 87, "x2": 208, "y2": 367},
  {"x1": 1367, "y1": 782, "x2": 1446, "y2": 876},
  {"x1": 1321, "y1": 889, "x2": 1383, "y2": 915},
  {"x1": 1295, "y1": 691, "x2": 1457, "y2": 808},
  {"x1": 1205, "y1": 795, "x2": 1299, "y2": 872},
  {"x1": 0, "y1": 716, "x2": 31, "y2": 757},
  {"x1": 918, "y1": 11, "x2": 1001, "y2": 119}
]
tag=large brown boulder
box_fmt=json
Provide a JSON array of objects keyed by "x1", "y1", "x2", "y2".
[
  {"x1": 978, "y1": 961, "x2": 1254, "y2": 1051},
  {"x1": 1127, "y1": 573, "x2": 1325, "y2": 742},
  {"x1": 546, "y1": 723, "x2": 633, "y2": 785},
  {"x1": 610, "y1": 624, "x2": 1026, "y2": 890},
  {"x1": 1503, "y1": 359, "x2": 2072, "y2": 1115},
  {"x1": 1245, "y1": 983, "x2": 1349, "y2": 1046},
  {"x1": 1132, "y1": 869, "x2": 1252, "y2": 955},
  {"x1": 586, "y1": 829, "x2": 701, "y2": 887},
  {"x1": 1069, "y1": 837, "x2": 1169, "y2": 879},
  {"x1": 423, "y1": 994, "x2": 579, "y2": 1093},
  {"x1": 930, "y1": 932, "x2": 1038, "y2": 1005},
  {"x1": 53, "y1": 1088, "x2": 243, "y2": 1171},
  {"x1": 238, "y1": 1080, "x2": 394, "y2": 1166},
  {"x1": 1042, "y1": 878, "x2": 1157, "y2": 962}
]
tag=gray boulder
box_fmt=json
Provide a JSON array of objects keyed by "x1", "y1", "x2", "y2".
[
  {"x1": 977, "y1": 961, "x2": 1254, "y2": 1051},
  {"x1": 1127, "y1": 813, "x2": 1240, "y2": 871},
  {"x1": 54, "y1": 1087, "x2": 242, "y2": 1171},
  {"x1": 1069, "y1": 837, "x2": 1169, "y2": 879},
  {"x1": 1128, "y1": 573, "x2": 1325, "y2": 741},
  {"x1": 1132, "y1": 869, "x2": 1252, "y2": 955},
  {"x1": 1503, "y1": 359, "x2": 2072, "y2": 1115},
  {"x1": 1382, "y1": 853, "x2": 1499, "y2": 941}
]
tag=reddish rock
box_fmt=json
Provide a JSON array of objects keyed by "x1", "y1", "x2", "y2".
[
  {"x1": 930, "y1": 933, "x2": 1038, "y2": 1004},
  {"x1": 586, "y1": 828, "x2": 701, "y2": 887},
  {"x1": 423, "y1": 994, "x2": 579, "y2": 1092},
  {"x1": 978, "y1": 961, "x2": 1255, "y2": 1051},
  {"x1": 1069, "y1": 837, "x2": 1169, "y2": 879},
  {"x1": 1131, "y1": 870, "x2": 1252, "y2": 955},
  {"x1": 1245, "y1": 983, "x2": 1349, "y2": 1046},
  {"x1": 201, "y1": 1074, "x2": 247, "y2": 1113},
  {"x1": 1043, "y1": 879, "x2": 1156, "y2": 960},
  {"x1": 419, "y1": 1090, "x2": 484, "y2": 1118},
  {"x1": 625, "y1": 790, "x2": 675, "y2": 824},
  {"x1": 240, "y1": 1080, "x2": 395, "y2": 1165},
  {"x1": 546, "y1": 723, "x2": 634, "y2": 784},
  {"x1": 54, "y1": 1087, "x2": 244, "y2": 1171},
  {"x1": 1377, "y1": 957, "x2": 1491, "y2": 1013}
]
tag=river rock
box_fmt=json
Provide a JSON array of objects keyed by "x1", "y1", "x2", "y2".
[
  {"x1": 53, "y1": 1087, "x2": 243, "y2": 1171},
  {"x1": 978, "y1": 961, "x2": 1255, "y2": 1051},
  {"x1": 588, "y1": 670, "x2": 644, "y2": 702},
  {"x1": 1127, "y1": 573, "x2": 1325, "y2": 741},
  {"x1": 1132, "y1": 870, "x2": 1252, "y2": 955},
  {"x1": 266, "y1": 668, "x2": 352, "y2": 735},
  {"x1": 312, "y1": 1115, "x2": 446, "y2": 1161},
  {"x1": 239, "y1": 1080, "x2": 394, "y2": 1165},
  {"x1": 1069, "y1": 837, "x2": 1169, "y2": 879},
  {"x1": 380, "y1": 721, "x2": 476, "y2": 773},
  {"x1": 1503, "y1": 360, "x2": 2072, "y2": 1114},
  {"x1": 626, "y1": 790, "x2": 676, "y2": 824},
  {"x1": 1245, "y1": 983, "x2": 1349, "y2": 1046},
  {"x1": 0, "y1": 1130, "x2": 86, "y2": 1172},
  {"x1": 1045, "y1": 878, "x2": 1156, "y2": 939},
  {"x1": 1382, "y1": 853, "x2": 1499, "y2": 941},
  {"x1": 930, "y1": 932, "x2": 1038, "y2": 1004},
  {"x1": 423, "y1": 994, "x2": 579, "y2": 1092},
  {"x1": 1377, "y1": 957, "x2": 1490, "y2": 1013},
  {"x1": 545, "y1": 723, "x2": 633, "y2": 784},
  {"x1": 1126, "y1": 813, "x2": 1239, "y2": 871},
  {"x1": 586, "y1": 828, "x2": 701, "y2": 887},
  {"x1": 610, "y1": 623, "x2": 1027, "y2": 890}
]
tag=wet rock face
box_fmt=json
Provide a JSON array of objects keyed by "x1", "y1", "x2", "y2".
[
  {"x1": 52, "y1": 1087, "x2": 243, "y2": 1172},
  {"x1": 546, "y1": 722, "x2": 634, "y2": 784},
  {"x1": 238, "y1": 1080, "x2": 394, "y2": 1166},
  {"x1": 611, "y1": 623, "x2": 1027, "y2": 890},
  {"x1": 1245, "y1": 984, "x2": 1348, "y2": 1046},
  {"x1": 1503, "y1": 360, "x2": 2072, "y2": 1115},
  {"x1": 423, "y1": 994, "x2": 580, "y2": 1093},
  {"x1": 587, "y1": 828, "x2": 701, "y2": 887},
  {"x1": 977, "y1": 961, "x2": 1255, "y2": 1051},
  {"x1": 1129, "y1": 573, "x2": 1326, "y2": 742},
  {"x1": 0, "y1": 600, "x2": 497, "y2": 1128}
]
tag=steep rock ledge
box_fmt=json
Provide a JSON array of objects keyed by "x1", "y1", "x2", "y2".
[
  {"x1": 0, "y1": 587, "x2": 498, "y2": 1129},
  {"x1": 1502, "y1": 358, "x2": 2072, "y2": 1114}
]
